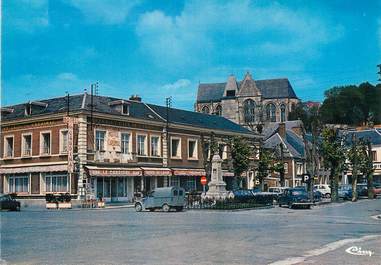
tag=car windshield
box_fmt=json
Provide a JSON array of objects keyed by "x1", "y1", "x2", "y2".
[{"x1": 339, "y1": 186, "x2": 350, "y2": 191}]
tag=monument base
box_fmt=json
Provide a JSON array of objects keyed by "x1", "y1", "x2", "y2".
[{"x1": 205, "y1": 181, "x2": 228, "y2": 200}]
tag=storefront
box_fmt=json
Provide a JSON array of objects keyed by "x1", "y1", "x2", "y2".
[
  {"x1": 0, "y1": 164, "x2": 70, "y2": 197},
  {"x1": 171, "y1": 168, "x2": 205, "y2": 192},
  {"x1": 85, "y1": 166, "x2": 140, "y2": 202}
]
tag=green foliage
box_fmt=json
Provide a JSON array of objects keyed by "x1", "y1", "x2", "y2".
[
  {"x1": 320, "y1": 82, "x2": 381, "y2": 126},
  {"x1": 257, "y1": 147, "x2": 274, "y2": 186},
  {"x1": 320, "y1": 128, "x2": 347, "y2": 202},
  {"x1": 288, "y1": 104, "x2": 321, "y2": 133},
  {"x1": 230, "y1": 136, "x2": 252, "y2": 178}
]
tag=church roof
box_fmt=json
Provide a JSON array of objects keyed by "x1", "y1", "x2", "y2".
[{"x1": 197, "y1": 76, "x2": 298, "y2": 103}]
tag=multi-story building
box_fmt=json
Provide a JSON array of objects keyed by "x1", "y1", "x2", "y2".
[
  {"x1": 262, "y1": 121, "x2": 308, "y2": 188},
  {"x1": 195, "y1": 72, "x2": 300, "y2": 130},
  {"x1": 342, "y1": 128, "x2": 381, "y2": 184},
  {"x1": 0, "y1": 93, "x2": 258, "y2": 202}
]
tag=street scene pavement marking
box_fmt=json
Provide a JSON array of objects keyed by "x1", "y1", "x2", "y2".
[{"x1": 268, "y1": 234, "x2": 381, "y2": 265}]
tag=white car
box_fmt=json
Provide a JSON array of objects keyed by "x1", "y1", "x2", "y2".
[{"x1": 314, "y1": 184, "x2": 331, "y2": 198}]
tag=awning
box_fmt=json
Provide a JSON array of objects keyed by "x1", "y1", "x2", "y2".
[
  {"x1": 141, "y1": 167, "x2": 172, "y2": 177},
  {"x1": 0, "y1": 164, "x2": 68, "y2": 174},
  {"x1": 172, "y1": 168, "x2": 206, "y2": 176},
  {"x1": 222, "y1": 171, "x2": 235, "y2": 177},
  {"x1": 85, "y1": 166, "x2": 142, "y2": 177}
]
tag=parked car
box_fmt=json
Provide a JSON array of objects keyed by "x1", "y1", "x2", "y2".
[
  {"x1": 232, "y1": 189, "x2": 255, "y2": 203},
  {"x1": 294, "y1": 185, "x2": 321, "y2": 202},
  {"x1": 135, "y1": 187, "x2": 185, "y2": 212},
  {"x1": 338, "y1": 185, "x2": 352, "y2": 200},
  {"x1": 373, "y1": 183, "x2": 381, "y2": 197},
  {"x1": 357, "y1": 183, "x2": 368, "y2": 197},
  {"x1": 0, "y1": 194, "x2": 21, "y2": 211},
  {"x1": 313, "y1": 184, "x2": 331, "y2": 198},
  {"x1": 268, "y1": 187, "x2": 289, "y2": 200},
  {"x1": 278, "y1": 188, "x2": 313, "y2": 209}
]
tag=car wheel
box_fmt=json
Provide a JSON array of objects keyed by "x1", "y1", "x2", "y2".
[
  {"x1": 162, "y1": 204, "x2": 170, "y2": 212},
  {"x1": 278, "y1": 203, "x2": 282, "y2": 207},
  {"x1": 325, "y1": 193, "x2": 331, "y2": 198},
  {"x1": 135, "y1": 203, "x2": 143, "y2": 212}
]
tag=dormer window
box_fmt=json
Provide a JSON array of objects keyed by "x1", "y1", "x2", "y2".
[
  {"x1": 122, "y1": 103, "x2": 129, "y2": 115},
  {"x1": 24, "y1": 101, "x2": 48, "y2": 116},
  {"x1": 108, "y1": 100, "x2": 130, "y2": 115}
]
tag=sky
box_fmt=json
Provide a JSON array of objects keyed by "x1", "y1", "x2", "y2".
[{"x1": 2, "y1": 0, "x2": 381, "y2": 110}]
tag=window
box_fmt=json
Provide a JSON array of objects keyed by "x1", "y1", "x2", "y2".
[
  {"x1": 137, "y1": 135, "x2": 147, "y2": 156},
  {"x1": 171, "y1": 176, "x2": 180, "y2": 187},
  {"x1": 226, "y1": 90, "x2": 235, "y2": 97},
  {"x1": 284, "y1": 162, "x2": 288, "y2": 174},
  {"x1": 60, "y1": 130, "x2": 68, "y2": 154},
  {"x1": 121, "y1": 133, "x2": 130, "y2": 154},
  {"x1": 150, "y1": 136, "x2": 160, "y2": 157},
  {"x1": 122, "y1": 104, "x2": 129, "y2": 115},
  {"x1": 280, "y1": 104, "x2": 286, "y2": 122},
  {"x1": 203, "y1": 142, "x2": 210, "y2": 160},
  {"x1": 201, "y1": 106, "x2": 209, "y2": 114},
  {"x1": 4, "y1": 136, "x2": 14, "y2": 158},
  {"x1": 22, "y1": 134, "x2": 32, "y2": 156},
  {"x1": 372, "y1": 151, "x2": 377, "y2": 161},
  {"x1": 40, "y1": 132, "x2": 51, "y2": 155},
  {"x1": 95, "y1": 131, "x2": 106, "y2": 151},
  {"x1": 173, "y1": 190, "x2": 178, "y2": 196},
  {"x1": 218, "y1": 144, "x2": 227, "y2": 159},
  {"x1": 244, "y1": 99, "x2": 256, "y2": 123},
  {"x1": 171, "y1": 137, "x2": 181, "y2": 158},
  {"x1": 9, "y1": 175, "x2": 29, "y2": 193},
  {"x1": 215, "y1": 105, "x2": 222, "y2": 116},
  {"x1": 45, "y1": 173, "x2": 68, "y2": 193},
  {"x1": 266, "y1": 103, "x2": 276, "y2": 122},
  {"x1": 188, "y1": 139, "x2": 198, "y2": 159}
]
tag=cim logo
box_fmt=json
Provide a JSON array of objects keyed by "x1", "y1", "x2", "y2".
[{"x1": 345, "y1": 246, "x2": 373, "y2": 257}]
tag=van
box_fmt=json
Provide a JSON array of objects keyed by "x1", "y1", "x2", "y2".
[{"x1": 135, "y1": 187, "x2": 185, "y2": 212}]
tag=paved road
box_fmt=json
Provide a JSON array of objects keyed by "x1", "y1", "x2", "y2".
[{"x1": 1, "y1": 199, "x2": 380, "y2": 265}]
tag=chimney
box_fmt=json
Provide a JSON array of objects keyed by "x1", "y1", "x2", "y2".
[
  {"x1": 278, "y1": 122, "x2": 286, "y2": 138},
  {"x1": 129, "y1": 95, "x2": 142, "y2": 102}
]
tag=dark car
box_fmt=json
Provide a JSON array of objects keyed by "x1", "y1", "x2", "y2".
[
  {"x1": 0, "y1": 194, "x2": 21, "y2": 211},
  {"x1": 278, "y1": 188, "x2": 313, "y2": 209},
  {"x1": 357, "y1": 183, "x2": 368, "y2": 197},
  {"x1": 295, "y1": 185, "x2": 321, "y2": 202},
  {"x1": 233, "y1": 189, "x2": 255, "y2": 203},
  {"x1": 338, "y1": 185, "x2": 352, "y2": 200}
]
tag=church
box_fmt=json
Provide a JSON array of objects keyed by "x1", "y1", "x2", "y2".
[{"x1": 195, "y1": 72, "x2": 300, "y2": 130}]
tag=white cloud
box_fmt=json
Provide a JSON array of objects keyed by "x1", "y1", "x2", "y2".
[
  {"x1": 68, "y1": 0, "x2": 140, "y2": 25},
  {"x1": 57, "y1": 72, "x2": 78, "y2": 81},
  {"x1": 6, "y1": 0, "x2": 49, "y2": 32},
  {"x1": 136, "y1": 0, "x2": 344, "y2": 70},
  {"x1": 162, "y1": 79, "x2": 191, "y2": 91}
]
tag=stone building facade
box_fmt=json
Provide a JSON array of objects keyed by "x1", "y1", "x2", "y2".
[
  {"x1": 195, "y1": 72, "x2": 300, "y2": 130},
  {"x1": 0, "y1": 93, "x2": 258, "y2": 202}
]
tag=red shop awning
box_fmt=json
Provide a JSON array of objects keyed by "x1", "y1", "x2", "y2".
[
  {"x1": 141, "y1": 167, "x2": 172, "y2": 177},
  {"x1": 85, "y1": 166, "x2": 142, "y2": 177},
  {"x1": 0, "y1": 164, "x2": 68, "y2": 174},
  {"x1": 172, "y1": 168, "x2": 206, "y2": 176}
]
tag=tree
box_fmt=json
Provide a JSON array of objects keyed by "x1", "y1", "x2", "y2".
[
  {"x1": 346, "y1": 134, "x2": 361, "y2": 201},
  {"x1": 320, "y1": 128, "x2": 346, "y2": 202},
  {"x1": 272, "y1": 144, "x2": 286, "y2": 187},
  {"x1": 288, "y1": 103, "x2": 321, "y2": 133},
  {"x1": 319, "y1": 83, "x2": 381, "y2": 126},
  {"x1": 256, "y1": 147, "x2": 273, "y2": 190},
  {"x1": 359, "y1": 139, "x2": 374, "y2": 199},
  {"x1": 230, "y1": 136, "x2": 252, "y2": 188}
]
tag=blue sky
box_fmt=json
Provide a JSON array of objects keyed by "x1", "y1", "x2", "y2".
[{"x1": 2, "y1": 0, "x2": 381, "y2": 110}]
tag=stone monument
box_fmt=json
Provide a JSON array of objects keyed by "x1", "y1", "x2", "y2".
[{"x1": 205, "y1": 153, "x2": 228, "y2": 199}]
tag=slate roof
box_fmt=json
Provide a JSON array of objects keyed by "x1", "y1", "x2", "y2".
[
  {"x1": 197, "y1": 77, "x2": 298, "y2": 103},
  {"x1": 263, "y1": 121, "x2": 306, "y2": 159},
  {"x1": 343, "y1": 129, "x2": 381, "y2": 146},
  {"x1": 1, "y1": 94, "x2": 254, "y2": 135}
]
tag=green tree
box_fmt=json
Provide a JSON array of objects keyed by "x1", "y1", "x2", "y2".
[
  {"x1": 230, "y1": 136, "x2": 252, "y2": 188},
  {"x1": 320, "y1": 83, "x2": 381, "y2": 126},
  {"x1": 256, "y1": 147, "x2": 273, "y2": 190},
  {"x1": 346, "y1": 134, "x2": 361, "y2": 201},
  {"x1": 358, "y1": 140, "x2": 375, "y2": 199},
  {"x1": 320, "y1": 128, "x2": 346, "y2": 202}
]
